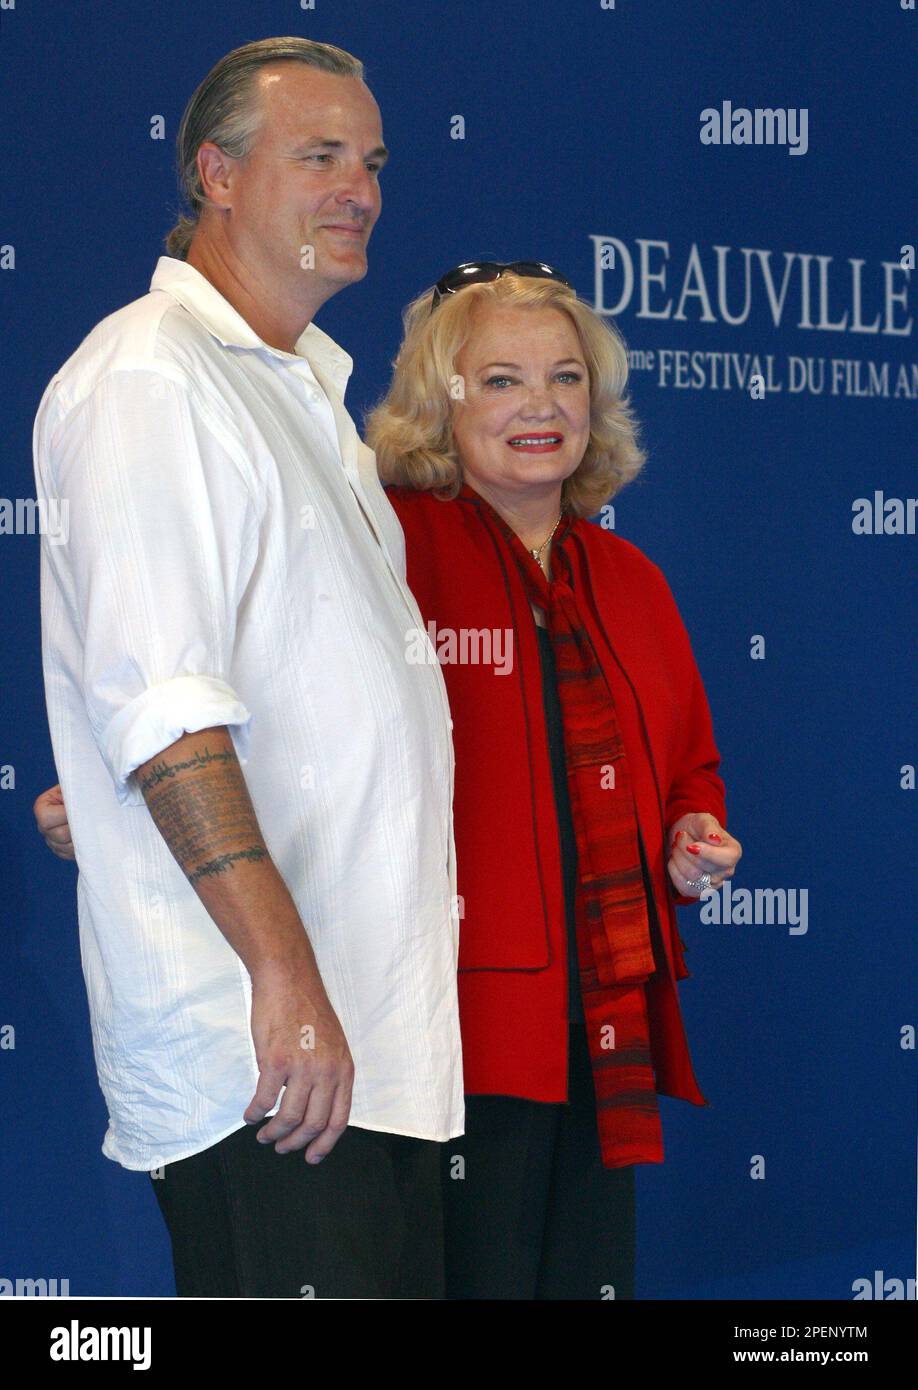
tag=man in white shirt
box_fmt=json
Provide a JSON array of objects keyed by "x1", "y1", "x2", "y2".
[{"x1": 32, "y1": 37, "x2": 462, "y2": 1298}]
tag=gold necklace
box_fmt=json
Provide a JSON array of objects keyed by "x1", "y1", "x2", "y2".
[{"x1": 529, "y1": 514, "x2": 563, "y2": 564}]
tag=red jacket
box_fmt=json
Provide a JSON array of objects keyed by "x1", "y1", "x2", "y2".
[{"x1": 386, "y1": 484, "x2": 728, "y2": 1106}]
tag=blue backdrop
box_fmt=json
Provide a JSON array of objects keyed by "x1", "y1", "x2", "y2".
[{"x1": 1, "y1": 0, "x2": 915, "y2": 1300}]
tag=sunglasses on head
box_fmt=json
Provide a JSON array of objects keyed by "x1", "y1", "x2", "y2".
[{"x1": 429, "y1": 261, "x2": 574, "y2": 314}]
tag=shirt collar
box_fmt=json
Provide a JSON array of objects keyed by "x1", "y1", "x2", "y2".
[{"x1": 149, "y1": 255, "x2": 353, "y2": 394}]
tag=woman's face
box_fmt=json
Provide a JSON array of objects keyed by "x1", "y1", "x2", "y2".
[{"x1": 450, "y1": 305, "x2": 591, "y2": 504}]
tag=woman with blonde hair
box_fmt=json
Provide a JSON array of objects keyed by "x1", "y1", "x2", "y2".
[{"x1": 366, "y1": 261, "x2": 742, "y2": 1299}]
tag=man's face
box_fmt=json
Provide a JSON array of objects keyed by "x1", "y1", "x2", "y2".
[{"x1": 222, "y1": 64, "x2": 386, "y2": 304}]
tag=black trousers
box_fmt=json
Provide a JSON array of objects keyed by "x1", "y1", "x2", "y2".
[
  {"x1": 150, "y1": 1118, "x2": 444, "y2": 1299},
  {"x1": 441, "y1": 1021, "x2": 637, "y2": 1300},
  {"x1": 151, "y1": 1023, "x2": 635, "y2": 1300}
]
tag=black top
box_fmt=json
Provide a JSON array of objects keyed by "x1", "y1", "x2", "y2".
[{"x1": 534, "y1": 623, "x2": 584, "y2": 1024}]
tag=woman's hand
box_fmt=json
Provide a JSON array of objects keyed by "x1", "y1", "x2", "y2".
[
  {"x1": 666, "y1": 812, "x2": 741, "y2": 897},
  {"x1": 33, "y1": 783, "x2": 75, "y2": 861}
]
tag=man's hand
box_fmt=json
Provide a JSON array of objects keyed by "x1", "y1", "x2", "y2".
[
  {"x1": 33, "y1": 784, "x2": 75, "y2": 861},
  {"x1": 245, "y1": 951, "x2": 354, "y2": 1163}
]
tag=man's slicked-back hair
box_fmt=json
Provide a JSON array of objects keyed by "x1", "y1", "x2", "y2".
[{"x1": 165, "y1": 37, "x2": 364, "y2": 260}]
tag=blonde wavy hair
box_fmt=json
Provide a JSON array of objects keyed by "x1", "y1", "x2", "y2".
[{"x1": 364, "y1": 272, "x2": 647, "y2": 517}]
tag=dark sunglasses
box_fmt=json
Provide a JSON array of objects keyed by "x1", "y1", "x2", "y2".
[{"x1": 429, "y1": 260, "x2": 574, "y2": 313}]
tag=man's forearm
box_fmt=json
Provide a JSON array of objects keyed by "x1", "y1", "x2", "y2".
[{"x1": 135, "y1": 725, "x2": 321, "y2": 980}]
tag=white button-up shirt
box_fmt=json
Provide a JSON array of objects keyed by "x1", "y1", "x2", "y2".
[{"x1": 33, "y1": 256, "x2": 463, "y2": 1171}]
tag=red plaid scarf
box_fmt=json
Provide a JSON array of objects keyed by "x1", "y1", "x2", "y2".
[{"x1": 480, "y1": 497, "x2": 664, "y2": 1166}]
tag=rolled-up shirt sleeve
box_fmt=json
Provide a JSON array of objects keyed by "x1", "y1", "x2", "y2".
[{"x1": 45, "y1": 367, "x2": 259, "y2": 805}]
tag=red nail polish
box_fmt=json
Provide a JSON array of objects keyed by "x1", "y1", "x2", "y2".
[
  {"x1": 707, "y1": 833, "x2": 722, "y2": 842},
  {"x1": 686, "y1": 844, "x2": 701, "y2": 855}
]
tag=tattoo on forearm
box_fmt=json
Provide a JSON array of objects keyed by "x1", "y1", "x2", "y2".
[
  {"x1": 187, "y1": 847, "x2": 268, "y2": 883},
  {"x1": 139, "y1": 739, "x2": 268, "y2": 883},
  {"x1": 139, "y1": 745, "x2": 237, "y2": 789}
]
